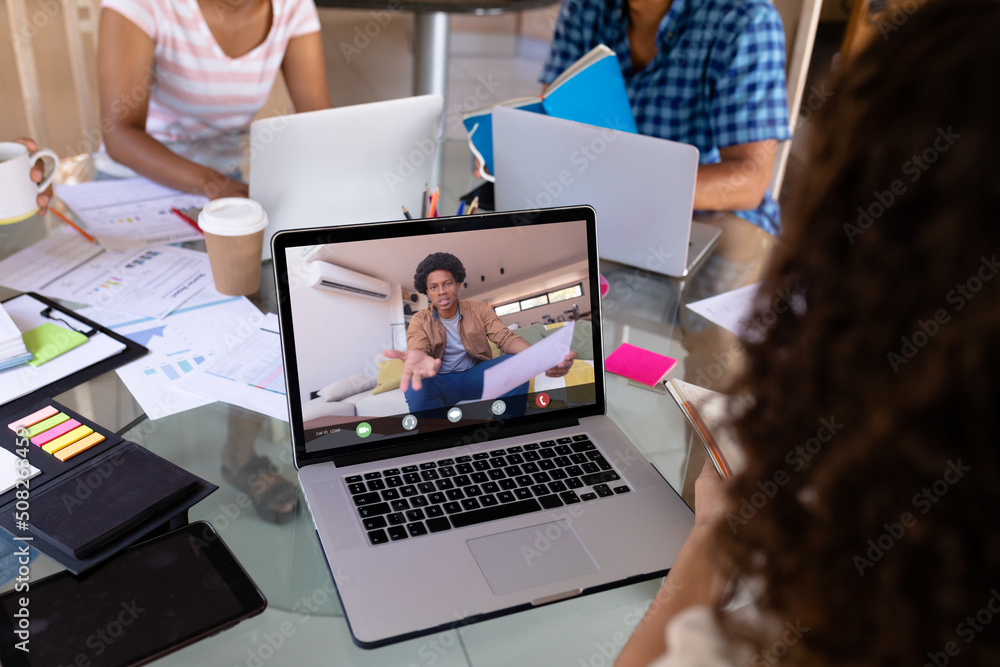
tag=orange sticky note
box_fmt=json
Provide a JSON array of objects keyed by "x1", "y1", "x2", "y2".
[{"x1": 54, "y1": 432, "x2": 106, "y2": 461}]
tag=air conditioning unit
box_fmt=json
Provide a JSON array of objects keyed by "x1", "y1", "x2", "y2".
[{"x1": 306, "y1": 261, "x2": 391, "y2": 300}]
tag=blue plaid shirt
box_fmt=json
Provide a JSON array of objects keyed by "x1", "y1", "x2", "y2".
[{"x1": 541, "y1": 0, "x2": 790, "y2": 234}]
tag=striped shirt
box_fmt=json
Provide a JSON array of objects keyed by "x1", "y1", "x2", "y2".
[
  {"x1": 541, "y1": 0, "x2": 790, "y2": 234},
  {"x1": 101, "y1": 0, "x2": 320, "y2": 174}
]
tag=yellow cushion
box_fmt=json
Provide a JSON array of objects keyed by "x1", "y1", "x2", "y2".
[
  {"x1": 372, "y1": 359, "x2": 404, "y2": 395},
  {"x1": 488, "y1": 340, "x2": 502, "y2": 359}
]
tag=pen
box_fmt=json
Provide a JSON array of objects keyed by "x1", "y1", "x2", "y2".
[
  {"x1": 456, "y1": 200, "x2": 466, "y2": 216},
  {"x1": 421, "y1": 183, "x2": 429, "y2": 218},
  {"x1": 428, "y1": 187, "x2": 440, "y2": 218},
  {"x1": 50, "y1": 206, "x2": 97, "y2": 244},
  {"x1": 401, "y1": 205, "x2": 412, "y2": 220},
  {"x1": 171, "y1": 207, "x2": 203, "y2": 235}
]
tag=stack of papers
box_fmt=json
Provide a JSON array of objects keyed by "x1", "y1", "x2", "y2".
[{"x1": 0, "y1": 303, "x2": 32, "y2": 370}]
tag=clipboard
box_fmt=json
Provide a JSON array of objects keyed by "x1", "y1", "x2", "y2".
[{"x1": 0, "y1": 292, "x2": 148, "y2": 418}]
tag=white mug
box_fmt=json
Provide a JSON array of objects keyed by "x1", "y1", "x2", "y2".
[{"x1": 0, "y1": 142, "x2": 60, "y2": 224}]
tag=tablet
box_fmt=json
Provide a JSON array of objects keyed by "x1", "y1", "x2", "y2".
[{"x1": 0, "y1": 521, "x2": 266, "y2": 666}]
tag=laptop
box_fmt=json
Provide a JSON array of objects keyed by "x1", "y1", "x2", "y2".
[
  {"x1": 492, "y1": 107, "x2": 720, "y2": 278},
  {"x1": 249, "y1": 94, "x2": 443, "y2": 260},
  {"x1": 272, "y1": 205, "x2": 695, "y2": 648}
]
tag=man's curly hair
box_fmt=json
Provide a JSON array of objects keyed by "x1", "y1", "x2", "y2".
[{"x1": 413, "y1": 253, "x2": 466, "y2": 295}]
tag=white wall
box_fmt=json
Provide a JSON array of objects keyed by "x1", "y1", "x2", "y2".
[{"x1": 287, "y1": 253, "x2": 403, "y2": 402}]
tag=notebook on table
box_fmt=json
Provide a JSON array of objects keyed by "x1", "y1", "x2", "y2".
[{"x1": 272, "y1": 205, "x2": 695, "y2": 648}]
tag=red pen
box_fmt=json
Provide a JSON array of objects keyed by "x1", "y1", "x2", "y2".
[{"x1": 171, "y1": 207, "x2": 203, "y2": 235}]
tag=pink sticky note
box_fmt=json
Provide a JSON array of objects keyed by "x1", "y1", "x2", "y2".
[
  {"x1": 605, "y1": 343, "x2": 677, "y2": 387},
  {"x1": 32, "y1": 419, "x2": 82, "y2": 446},
  {"x1": 599, "y1": 274, "x2": 609, "y2": 298},
  {"x1": 7, "y1": 405, "x2": 59, "y2": 433}
]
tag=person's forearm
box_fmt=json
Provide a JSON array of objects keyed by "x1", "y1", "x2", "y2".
[
  {"x1": 506, "y1": 337, "x2": 530, "y2": 354},
  {"x1": 693, "y1": 160, "x2": 770, "y2": 212},
  {"x1": 614, "y1": 526, "x2": 727, "y2": 667},
  {"x1": 103, "y1": 124, "x2": 246, "y2": 198}
]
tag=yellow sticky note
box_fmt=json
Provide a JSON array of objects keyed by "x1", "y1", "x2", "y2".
[
  {"x1": 42, "y1": 425, "x2": 94, "y2": 454},
  {"x1": 23, "y1": 322, "x2": 88, "y2": 367}
]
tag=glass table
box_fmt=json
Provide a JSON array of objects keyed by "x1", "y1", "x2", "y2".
[{"x1": 0, "y1": 148, "x2": 776, "y2": 665}]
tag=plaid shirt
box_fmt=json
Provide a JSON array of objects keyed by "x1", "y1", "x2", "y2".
[{"x1": 541, "y1": 0, "x2": 791, "y2": 234}]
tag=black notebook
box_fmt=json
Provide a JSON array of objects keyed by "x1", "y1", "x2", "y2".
[{"x1": 28, "y1": 444, "x2": 199, "y2": 558}]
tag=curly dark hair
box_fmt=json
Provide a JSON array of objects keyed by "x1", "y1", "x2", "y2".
[
  {"x1": 413, "y1": 252, "x2": 466, "y2": 295},
  {"x1": 716, "y1": 1, "x2": 1000, "y2": 664}
]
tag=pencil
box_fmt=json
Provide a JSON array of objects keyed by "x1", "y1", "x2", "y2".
[
  {"x1": 50, "y1": 206, "x2": 97, "y2": 244},
  {"x1": 421, "y1": 183, "x2": 429, "y2": 218},
  {"x1": 401, "y1": 205, "x2": 412, "y2": 220},
  {"x1": 171, "y1": 207, "x2": 203, "y2": 235},
  {"x1": 456, "y1": 200, "x2": 466, "y2": 216},
  {"x1": 467, "y1": 196, "x2": 479, "y2": 215},
  {"x1": 428, "y1": 187, "x2": 440, "y2": 218}
]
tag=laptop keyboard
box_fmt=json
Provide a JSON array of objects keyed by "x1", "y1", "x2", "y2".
[{"x1": 344, "y1": 434, "x2": 631, "y2": 546}]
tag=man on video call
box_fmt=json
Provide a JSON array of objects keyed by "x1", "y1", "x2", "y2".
[{"x1": 384, "y1": 252, "x2": 577, "y2": 412}]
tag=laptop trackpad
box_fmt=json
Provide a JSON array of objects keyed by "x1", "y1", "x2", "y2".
[{"x1": 467, "y1": 521, "x2": 599, "y2": 596}]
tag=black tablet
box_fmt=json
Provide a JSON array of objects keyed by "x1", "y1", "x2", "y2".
[{"x1": 0, "y1": 521, "x2": 266, "y2": 666}]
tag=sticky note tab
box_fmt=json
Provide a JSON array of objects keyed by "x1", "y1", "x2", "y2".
[
  {"x1": 23, "y1": 322, "x2": 88, "y2": 367},
  {"x1": 54, "y1": 432, "x2": 106, "y2": 461},
  {"x1": 24, "y1": 413, "x2": 71, "y2": 439},
  {"x1": 604, "y1": 343, "x2": 677, "y2": 387},
  {"x1": 32, "y1": 419, "x2": 81, "y2": 446},
  {"x1": 7, "y1": 405, "x2": 59, "y2": 433},
  {"x1": 42, "y1": 425, "x2": 94, "y2": 454}
]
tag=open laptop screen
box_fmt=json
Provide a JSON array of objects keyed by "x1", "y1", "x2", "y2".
[{"x1": 274, "y1": 208, "x2": 604, "y2": 465}]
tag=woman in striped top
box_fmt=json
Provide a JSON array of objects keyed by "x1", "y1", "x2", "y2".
[{"x1": 98, "y1": 0, "x2": 330, "y2": 198}]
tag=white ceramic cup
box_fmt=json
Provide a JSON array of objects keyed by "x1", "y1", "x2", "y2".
[{"x1": 0, "y1": 142, "x2": 60, "y2": 225}]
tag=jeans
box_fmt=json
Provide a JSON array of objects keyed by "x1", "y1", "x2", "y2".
[{"x1": 403, "y1": 355, "x2": 529, "y2": 413}]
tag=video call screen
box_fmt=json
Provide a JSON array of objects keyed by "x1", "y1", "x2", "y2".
[{"x1": 284, "y1": 219, "x2": 597, "y2": 454}]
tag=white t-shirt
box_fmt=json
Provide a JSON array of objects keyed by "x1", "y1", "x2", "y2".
[{"x1": 649, "y1": 606, "x2": 743, "y2": 667}]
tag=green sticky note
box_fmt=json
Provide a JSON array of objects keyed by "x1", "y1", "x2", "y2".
[{"x1": 22, "y1": 322, "x2": 88, "y2": 367}]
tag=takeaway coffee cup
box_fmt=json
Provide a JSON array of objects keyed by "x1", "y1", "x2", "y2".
[
  {"x1": 0, "y1": 142, "x2": 59, "y2": 224},
  {"x1": 198, "y1": 198, "x2": 268, "y2": 296}
]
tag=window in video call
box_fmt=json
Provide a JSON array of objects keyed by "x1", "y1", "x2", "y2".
[{"x1": 285, "y1": 219, "x2": 596, "y2": 454}]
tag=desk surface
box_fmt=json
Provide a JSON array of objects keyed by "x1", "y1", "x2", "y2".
[{"x1": 0, "y1": 146, "x2": 775, "y2": 666}]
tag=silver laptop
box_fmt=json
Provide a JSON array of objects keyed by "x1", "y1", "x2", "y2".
[
  {"x1": 272, "y1": 206, "x2": 694, "y2": 648},
  {"x1": 492, "y1": 107, "x2": 720, "y2": 278},
  {"x1": 250, "y1": 94, "x2": 443, "y2": 260}
]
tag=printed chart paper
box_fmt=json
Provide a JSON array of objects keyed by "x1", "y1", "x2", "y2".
[
  {"x1": 79, "y1": 289, "x2": 263, "y2": 419},
  {"x1": 0, "y1": 227, "x2": 104, "y2": 292},
  {"x1": 39, "y1": 246, "x2": 210, "y2": 320},
  {"x1": 55, "y1": 178, "x2": 207, "y2": 252},
  {"x1": 178, "y1": 313, "x2": 288, "y2": 421}
]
